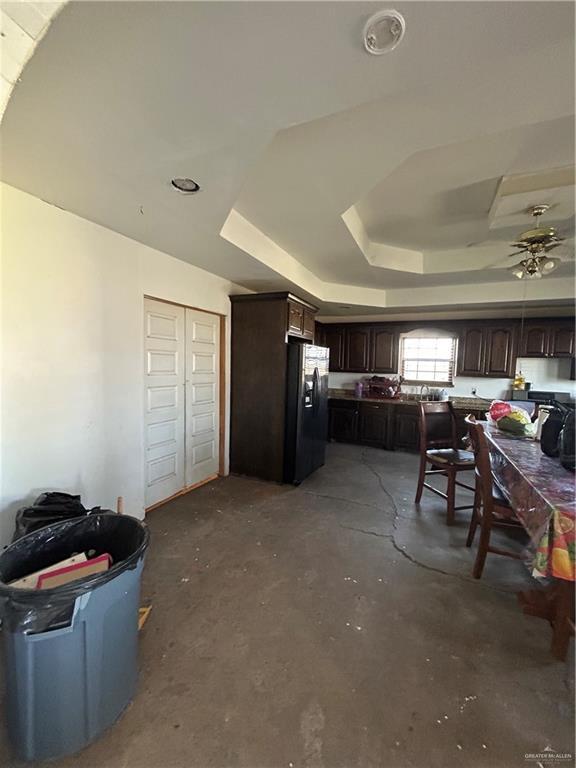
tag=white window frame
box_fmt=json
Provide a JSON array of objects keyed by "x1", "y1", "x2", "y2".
[{"x1": 399, "y1": 330, "x2": 457, "y2": 386}]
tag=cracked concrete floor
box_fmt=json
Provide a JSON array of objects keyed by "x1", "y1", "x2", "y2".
[{"x1": 1, "y1": 444, "x2": 574, "y2": 767}]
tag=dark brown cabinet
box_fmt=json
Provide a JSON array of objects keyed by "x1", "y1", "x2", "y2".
[
  {"x1": 370, "y1": 328, "x2": 398, "y2": 373},
  {"x1": 303, "y1": 310, "x2": 316, "y2": 341},
  {"x1": 549, "y1": 325, "x2": 574, "y2": 358},
  {"x1": 520, "y1": 325, "x2": 549, "y2": 357},
  {"x1": 393, "y1": 407, "x2": 420, "y2": 452},
  {"x1": 323, "y1": 326, "x2": 346, "y2": 371},
  {"x1": 230, "y1": 292, "x2": 318, "y2": 483},
  {"x1": 329, "y1": 400, "x2": 359, "y2": 442},
  {"x1": 457, "y1": 325, "x2": 515, "y2": 378},
  {"x1": 287, "y1": 301, "x2": 304, "y2": 336},
  {"x1": 358, "y1": 403, "x2": 389, "y2": 447},
  {"x1": 484, "y1": 327, "x2": 516, "y2": 376},
  {"x1": 519, "y1": 321, "x2": 574, "y2": 359},
  {"x1": 345, "y1": 327, "x2": 371, "y2": 372},
  {"x1": 328, "y1": 398, "x2": 486, "y2": 452},
  {"x1": 457, "y1": 327, "x2": 485, "y2": 376}
]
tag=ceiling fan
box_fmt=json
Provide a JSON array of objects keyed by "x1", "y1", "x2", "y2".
[{"x1": 505, "y1": 204, "x2": 564, "y2": 279}]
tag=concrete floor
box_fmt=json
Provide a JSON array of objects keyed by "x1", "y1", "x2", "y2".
[{"x1": 1, "y1": 444, "x2": 574, "y2": 767}]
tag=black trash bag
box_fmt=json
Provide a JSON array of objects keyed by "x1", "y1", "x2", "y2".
[
  {"x1": 559, "y1": 410, "x2": 575, "y2": 472},
  {"x1": 0, "y1": 512, "x2": 150, "y2": 633},
  {"x1": 12, "y1": 492, "x2": 102, "y2": 542},
  {"x1": 540, "y1": 404, "x2": 567, "y2": 458}
]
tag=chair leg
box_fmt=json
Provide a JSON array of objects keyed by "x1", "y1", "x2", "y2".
[
  {"x1": 466, "y1": 511, "x2": 478, "y2": 548},
  {"x1": 445, "y1": 469, "x2": 456, "y2": 525},
  {"x1": 472, "y1": 519, "x2": 491, "y2": 579},
  {"x1": 415, "y1": 453, "x2": 426, "y2": 504},
  {"x1": 466, "y1": 483, "x2": 481, "y2": 547}
]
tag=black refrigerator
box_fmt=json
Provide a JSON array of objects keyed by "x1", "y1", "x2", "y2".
[{"x1": 284, "y1": 342, "x2": 330, "y2": 484}]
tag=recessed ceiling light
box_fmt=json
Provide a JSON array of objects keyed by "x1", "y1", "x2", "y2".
[
  {"x1": 171, "y1": 177, "x2": 200, "y2": 194},
  {"x1": 363, "y1": 10, "x2": 406, "y2": 55}
]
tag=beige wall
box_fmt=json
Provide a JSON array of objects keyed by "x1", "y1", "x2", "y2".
[{"x1": 0, "y1": 182, "x2": 237, "y2": 547}]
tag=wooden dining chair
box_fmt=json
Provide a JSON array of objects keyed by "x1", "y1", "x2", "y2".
[
  {"x1": 464, "y1": 415, "x2": 524, "y2": 579},
  {"x1": 414, "y1": 402, "x2": 475, "y2": 525}
]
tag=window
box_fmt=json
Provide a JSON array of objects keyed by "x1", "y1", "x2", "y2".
[{"x1": 400, "y1": 335, "x2": 456, "y2": 385}]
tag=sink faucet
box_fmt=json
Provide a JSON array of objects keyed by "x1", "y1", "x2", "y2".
[{"x1": 419, "y1": 384, "x2": 430, "y2": 401}]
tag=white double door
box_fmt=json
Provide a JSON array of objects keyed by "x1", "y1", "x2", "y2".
[{"x1": 144, "y1": 298, "x2": 220, "y2": 507}]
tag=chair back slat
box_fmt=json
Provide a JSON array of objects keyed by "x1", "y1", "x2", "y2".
[
  {"x1": 418, "y1": 401, "x2": 457, "y2": 450},
  {"x1": 465, "y1": 415, "x2": 494, "y2": 521}
]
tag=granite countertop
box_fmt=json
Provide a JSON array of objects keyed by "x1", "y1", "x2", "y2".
[{"x1": 328, "y1": 389, "x2": 491, "y2": 411}]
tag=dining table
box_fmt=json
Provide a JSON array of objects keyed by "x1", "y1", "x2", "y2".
[{"x1": 483, "y1": 421, "x2": 575, "y2": 659}]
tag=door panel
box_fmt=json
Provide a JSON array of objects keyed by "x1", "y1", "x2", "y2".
[
  {"x1": 358, "y1": 403, "x2": 389, "y2": 447},
  {"x1": 144, "y1": 299, "x2": 185, "y2": 507},
  {"x1": 328, "y1": 404, "x2": 358, "y2": 442},
  {"x1": 345, "y1": 327, "x2": 371, "y2": 372},
  {"x1": 457, "y1": 327, "x2": 484, "y2": 376},
  {"x1": 303, "y1": 310, "x2": 316, "y2": 340},
  {"x1": 287, "y1": 301, "x2": 304, "y2": 336},
  {"x1": 324, "y1": 326, "x2": 345, "y2": 371},
  {"x1": 520, "y1": 325, "x2": 549, "y2": 357},
  {"x1": 484, "y1": 327, "x2": 515, "y2": 377},
  {"x1": 371, "y1": 328, "x2": 398, "y2": 373},
  {"x1": 393, "y1": 410, "x2": 420, "y2": 452},
  {"x1": 550, "y1": 325, "x2": 575, "y2": 357},
  {"x1": 185, "y1": 308, "x2": 220, "y2": 487}
]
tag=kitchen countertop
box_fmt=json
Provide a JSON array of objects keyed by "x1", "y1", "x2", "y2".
[{"x1": 328, "y1": 389, "x2": 490, "y2": 411}]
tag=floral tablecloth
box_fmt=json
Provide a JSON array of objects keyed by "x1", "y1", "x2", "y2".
[{"x1": 483, "y1": 423, "x2": 575, "y2": 581}]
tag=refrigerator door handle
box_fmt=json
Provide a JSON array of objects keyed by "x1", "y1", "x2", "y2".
[{"x1": 312, "y1": 367, "x2": 320, "y2": 414}]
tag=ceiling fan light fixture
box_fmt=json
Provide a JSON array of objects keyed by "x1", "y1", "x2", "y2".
[
  {"x1": 506, "y1": 204, "x2": 567, "y2": 280},
  {"x1": 509, "y1": 264, "x2": 526, "y2": 280},
  {"x1": 540, "y1": 256, "x2": 559, "y2": 274}
]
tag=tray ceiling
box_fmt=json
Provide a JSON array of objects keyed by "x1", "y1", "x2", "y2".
[{"x1": 1, "y1": 1, "x2": 574, "y2": 315}]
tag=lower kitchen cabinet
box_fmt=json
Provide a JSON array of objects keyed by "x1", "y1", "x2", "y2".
[
  {"x1": 328, "y1": 398, "x2": 486, "y2": 452},
  {"x1": 328, "y1": 400, "x2": 358, "y2": 442},
  {"x1": 393, "y1": 407, "x2": 420, "y2": 452},
  {"x1": 358, "y1": 403, "x2": 389, "y2": 447}
]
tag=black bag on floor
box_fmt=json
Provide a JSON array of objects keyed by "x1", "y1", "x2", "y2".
[{"x1": 12, "y1": 492, "x2": 98, "y2": 542}]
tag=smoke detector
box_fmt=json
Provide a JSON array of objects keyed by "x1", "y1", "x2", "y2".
[{"x1": 363, "y1": 10, "x2": 406, "y2": 55}]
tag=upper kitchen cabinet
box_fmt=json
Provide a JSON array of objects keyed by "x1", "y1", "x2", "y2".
[
  {"x1": 370, "y1": 327, "x2": 399, "y2": 373},
  {"x1": 457, "y1": 326, "x2": 485, "y2": 376},
  {"x1": 520, "y1": 325, "x2": 549, "y2": 357},
  {"x1": 287, "y1": 298, "x2": 316, "y2": 341},
  {"x1": 323, "y1": 325, "x2": 346, "y2": 371},
  {"x1": 457, "y1": 325, "x2": 516, "y2": 378},
  {"x1": 519, "y1": 321, "x2": 575, "y2": 358},
  {"x1": 345, "y1": 326, "x2": 371, "y2": 372},
  {"x1": 484, "y1": 327, "x2": 516, "y2": 377},
  {"x1": 550, "y1": 325, "x2": 575, "y2": 357}
]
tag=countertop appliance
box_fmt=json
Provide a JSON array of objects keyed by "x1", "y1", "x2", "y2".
[
  {"x1": 284, "y1": 343, "x2": 329, "y2": 484},
  {"x1": 511, "y1": 390, "x2": 573, "y2": 406}
]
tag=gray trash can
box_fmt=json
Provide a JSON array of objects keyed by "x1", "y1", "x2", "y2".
[{"x1": 0, "y1": 512, "x2": 150, "y2": 761}]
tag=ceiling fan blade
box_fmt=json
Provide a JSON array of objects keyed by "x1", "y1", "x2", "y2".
[{"x1": 507, "y1": 251, "x2": 527, "y2": 258}]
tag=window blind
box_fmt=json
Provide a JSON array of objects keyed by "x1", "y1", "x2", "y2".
[{"x1": 400, "y1": 336, "x2": 456, "y2": 385}]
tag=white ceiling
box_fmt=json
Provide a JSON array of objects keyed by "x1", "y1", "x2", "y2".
[{"x1": 1, "y1": 1, "x2": 574, "y2": 316}]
